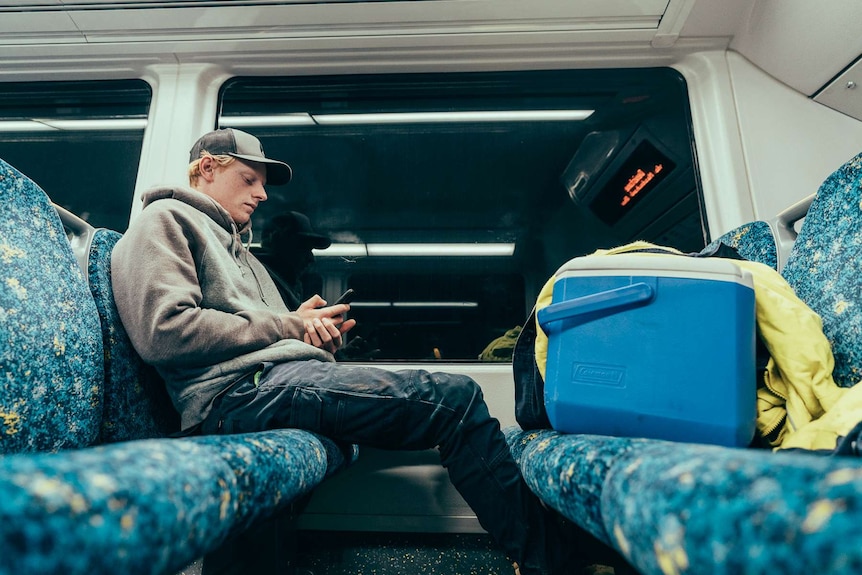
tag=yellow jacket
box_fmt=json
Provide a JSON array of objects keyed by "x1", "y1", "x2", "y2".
[{"x1": 535, "y1": 242, "x2": 853, "y2": 451}]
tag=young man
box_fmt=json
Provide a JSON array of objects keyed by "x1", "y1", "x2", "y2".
[{"x1": 111, "y1": 128, "x2": 608, "y2": 575}]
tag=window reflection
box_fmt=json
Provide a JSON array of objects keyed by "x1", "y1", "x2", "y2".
[
  {"x1": 342, "y1": 273, "x2": 525, "y2": 361},
  {"x1": 0, "y1": 80, "x2": 150, "y2": 232},
  {"x1": 222, "y1": 69, "x2": 702, "y2": 361}
]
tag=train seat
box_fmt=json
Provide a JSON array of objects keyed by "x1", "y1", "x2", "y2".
[
  {"x1": 703, "y1": 219, "x2": 779, "y2": 271},
  {"x1": 83, "y1": 222, "x2": 181, "y2": 443},
  {"x1": 0, "y1": 157, "x2": 354, "y2": 575},
  {"x1": 782, "y1": 151, "x2": 862, "y2": 390},
  {"x1": 507, "y1": 151, "x2": 862, "y2": 574}
]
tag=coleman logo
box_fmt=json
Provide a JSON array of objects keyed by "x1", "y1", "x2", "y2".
[{"x1": 572, "y1": 363, "x2": 625, "y2": 387}]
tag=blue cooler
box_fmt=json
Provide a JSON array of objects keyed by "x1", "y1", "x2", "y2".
[{"x1": 537, "y1": 254, "x2": 756, "y2": 447}]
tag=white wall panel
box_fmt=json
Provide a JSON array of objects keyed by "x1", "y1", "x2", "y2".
[
  {"x1": 730, "y1": 0, "x2": 862, "y2": 96},
  {"x1": 674, "y1": 51, "x2": 755, "y2": 238},
  {"x1": 727, "y1": 51, "x2": 862, "y2": 222}
]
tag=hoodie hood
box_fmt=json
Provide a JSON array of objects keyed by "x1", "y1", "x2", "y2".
[
  {"x1": 115, "y1": 184, "x2": 328, "y2": 430},
  {"x1": 142, "y1": 186, "x2": 252, "y2": 236}
]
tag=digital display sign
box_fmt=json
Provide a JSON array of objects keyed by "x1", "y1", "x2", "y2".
[{"x1": 589, "y1": 139, "x2": 676, "y2": 226}]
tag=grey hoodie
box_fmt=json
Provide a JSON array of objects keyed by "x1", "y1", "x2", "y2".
[{"x1": 111, "y1": 186, "x2": 333, "y2": 430}]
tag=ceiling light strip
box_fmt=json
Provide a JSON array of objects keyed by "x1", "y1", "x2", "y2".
[
  {"x1": 220, "y1": 110, "x2": 593, "y2": 127},
  {"x1": 392, "y1": 302, "x2": 479, "y2": 308},
  {"x1": 314, "y1": 110, "x2": 593, "y2": 124},
  {"x1": 0, "y1": 120, "x2": 56, "y2": 132},
  {"x1": 0, "y1": 118, "x2": 147, "y2": 131},
  {"x1": 314, "y1": 243, "x2": 515, "y2": 257},
  {"x1": 221, "y1": 114, "x2": 316, "y2": 127},
  {"x1": 347, "y1": 301, "x2": 480, "y2": 308}
]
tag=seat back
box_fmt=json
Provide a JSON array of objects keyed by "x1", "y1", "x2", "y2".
[
  {"x1": 703, "y1": 220, "x2": 779, "y2": 270},
  {"x1": 0, "y1": 158, "x2": 104, "y2": 454},
  {"x1": 781, "y1": 151, "x2": 862, "y2": 388},
  {"x1": 87, "y1": 229, "x2": 180, "y2": 442}
]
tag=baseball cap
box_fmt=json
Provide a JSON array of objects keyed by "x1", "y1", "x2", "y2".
[
  {"x1": 263, "y1": 211, "x2": 332, "y2": 250},
  {"x1": 189, "y1": 128, "x2": 292, "y2": 185}
]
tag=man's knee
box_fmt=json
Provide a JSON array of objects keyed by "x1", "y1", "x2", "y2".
[{"x1": 430, "y1": 372, "x2": 485, "y2": 419}]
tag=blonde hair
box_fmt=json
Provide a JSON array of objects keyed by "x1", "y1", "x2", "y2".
[{"x1": 188, "y1": 152, "x2": 236, "y2": 187}]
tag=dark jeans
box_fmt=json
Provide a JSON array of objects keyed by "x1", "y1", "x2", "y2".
[{"x1": 201, "y1": 359, "x2": 563, "y2": 574}]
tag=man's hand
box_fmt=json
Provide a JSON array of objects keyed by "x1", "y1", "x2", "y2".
[{"x1": 295, "y1": 295, "x2": 357, "y2": 354}]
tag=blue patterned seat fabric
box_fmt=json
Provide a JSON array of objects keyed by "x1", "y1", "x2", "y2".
[
  {"x1": 702, "y1": 219, "x2": 779, "y2": 270},
  {"x1": 87, "y1": 228, "x2": 180, "y2": 442},
  {"x1": 782, "y1": 151, "x2": 862, "y2": 388},
  {"x1": 507, "y1": 428, "x2": 862, "y2": 575},
  {"x1": 507, "y1": 152, "x2": 862, "y2": 574},
  {"x1": 0, "y1": 157, "x2": 355, "y2": 574},
  {"x1": 0, "y1": 159, "x2": 104, "y2": 454},
  {"x1": 0, "y1": 429, "x2": 348, "y2": 575}
]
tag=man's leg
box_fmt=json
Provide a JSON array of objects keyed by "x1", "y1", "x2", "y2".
[{"x1": 202, "y1": 359, "x2": 568, "y2": 574}]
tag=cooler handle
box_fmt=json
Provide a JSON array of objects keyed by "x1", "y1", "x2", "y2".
[{"x1": 537, "y1": 282, "x2": 654, "y2": 328}]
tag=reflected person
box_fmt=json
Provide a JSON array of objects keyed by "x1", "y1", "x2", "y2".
[{"x1": 261, "y1": 211, "x2": 330, "y2": 310}]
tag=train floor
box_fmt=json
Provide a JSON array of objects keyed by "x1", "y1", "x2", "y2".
[
  {"x1": 294, "y1": 531, "x2": 513, "y2": 575},
  {"x1": 293, "y1": 531, "x2": 620, "y2": 575},
  {"x1": 181, "y1": 529, "x2": 627, "y2": 575}
]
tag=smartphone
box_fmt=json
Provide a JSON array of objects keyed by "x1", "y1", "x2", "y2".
[{"x1": 332, "y1": 288, "x2": 356, "y2": 306}]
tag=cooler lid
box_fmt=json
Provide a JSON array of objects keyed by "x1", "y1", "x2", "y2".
[{"x1": 555, "y1": 253, "x2": 754, "y2": 285}]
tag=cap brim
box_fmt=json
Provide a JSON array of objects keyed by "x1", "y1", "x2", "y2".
[
  {"x1": 230, "y1": 153, "x2": 293, "y2": 185},
  {"x1": 299, "y1": 234, "x2": 332, "y2": 250}
]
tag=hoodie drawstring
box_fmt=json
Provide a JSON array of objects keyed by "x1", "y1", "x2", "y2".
[{"x1": 240, "y1": 227, "x2": 270, "y2": 306}]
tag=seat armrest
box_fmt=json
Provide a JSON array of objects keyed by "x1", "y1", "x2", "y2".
[
  {"x1": 770, "y1": 193, "x2": 814, "y2": 272},
  {"x1": 53, "y1": 202, "x2": 97, "y2": 282}
]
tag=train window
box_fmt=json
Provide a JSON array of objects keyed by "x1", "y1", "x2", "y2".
[
  {"x1": 0, "y1": 80, "x2": 150, "y2": 232},
  {"x1": 220, "y1": 69, "x2": 703, "y2": 361}
]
